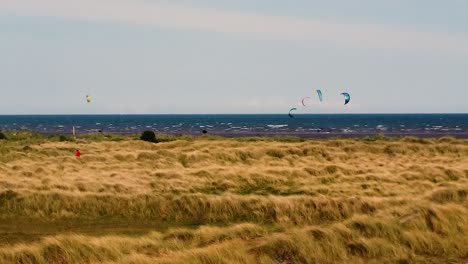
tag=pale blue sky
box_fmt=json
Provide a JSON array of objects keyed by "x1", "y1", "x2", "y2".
[{"x1": 1, "y1": 0, "x2": 467, "y2": 114}]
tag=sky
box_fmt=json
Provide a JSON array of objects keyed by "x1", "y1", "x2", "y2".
[{"x1": 1, "y1": 0, "x2": 467, "y2": 114}]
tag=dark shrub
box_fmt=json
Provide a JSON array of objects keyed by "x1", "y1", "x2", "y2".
[
  {"x1": 141, "y1": 130, "x2": 158, "y2": 143},
  {"x1": 59, "y1": 135, "x2": 71, "y2": 142},
  {"x1": 0, "y1": 131, "x2": 6, "y2": 140}
]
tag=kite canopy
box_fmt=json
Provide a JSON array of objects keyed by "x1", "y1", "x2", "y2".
[
  {"x1": 301, "y1": 97, "x2": 311, "y2": 107},
  {"x1": 341, "y1": 92, "x2": 351, "y2": 105},
  {"x1": 316, "y1": 90, "x2": 323, "y2": 102},
  {"x1": 86, "y1": 95, "x2": 91, "y2": 103},
  {"x1": 288, "y1": 108, "x2": 297, "y2": 118}
]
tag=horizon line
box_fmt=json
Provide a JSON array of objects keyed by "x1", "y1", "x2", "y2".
[{"x1": 1, "y1": 113, "x2": 467, "y2": 116}]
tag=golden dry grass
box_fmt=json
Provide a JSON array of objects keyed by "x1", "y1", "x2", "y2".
[{"x1": 0, "y1": 133, "x2": 467, "y2": 263}]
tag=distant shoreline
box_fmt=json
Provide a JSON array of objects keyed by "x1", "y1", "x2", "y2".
[
  {"x1": 204, "y1": 132, "x2": 468, "y2": 139},
  {"x1": 3, "y1": 130, "x2": 468, "y2": 139}
]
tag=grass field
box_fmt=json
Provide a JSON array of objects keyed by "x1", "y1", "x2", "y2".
[{"x1": 0, "y1": 132, "x2": 467, "y2": 263}]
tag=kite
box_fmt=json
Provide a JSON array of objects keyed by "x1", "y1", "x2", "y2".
[
  {"x1": 316, "y1": 90, "x2": 323, "y2": 102},
  {"x1": 288, "y1": 108, "x2": 297, "y2": 118},
  {"x1": 341, "y1": 92, "x2": 351, "y2": 105},
  {"x1": 301, "y1": 97, "x2": 311, "y2": 107},
  {"x1": 86, "y1": 95, "x2": 91, "y2": 103}
]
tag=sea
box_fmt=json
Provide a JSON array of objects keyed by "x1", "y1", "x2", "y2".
[{"x1": 0, "y1": 114, "x2": 467, "y2": 138}]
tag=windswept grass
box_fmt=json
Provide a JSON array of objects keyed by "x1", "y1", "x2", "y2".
[{"x1": 0, "y1": 134, "x2": 467, "y2": 263}]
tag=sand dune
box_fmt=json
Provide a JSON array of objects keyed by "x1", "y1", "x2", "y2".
[{"x1": 0, "y1": 132, "x2": 467, "y2": 263}]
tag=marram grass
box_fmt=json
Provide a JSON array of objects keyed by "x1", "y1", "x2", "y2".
[{"x1": 0, "y1": 133, "x2": 467, "y2": 263}]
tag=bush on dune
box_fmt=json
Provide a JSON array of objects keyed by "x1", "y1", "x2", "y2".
[{"x1": 140, "y1": 130, "x2": 158, "y2": 143}]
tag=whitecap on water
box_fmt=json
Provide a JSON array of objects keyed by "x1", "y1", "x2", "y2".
[{"x1": 267, "y1": 124, "x2": 288, "y2": 129}]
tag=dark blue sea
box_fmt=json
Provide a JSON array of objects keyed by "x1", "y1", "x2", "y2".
[{"x1": 0, "y1": 114, "x2": 467, "y2": 138}]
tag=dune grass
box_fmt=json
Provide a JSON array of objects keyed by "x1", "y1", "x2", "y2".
[{"x1": 0, "y1": 132, "x2": 467, "y2": 263}]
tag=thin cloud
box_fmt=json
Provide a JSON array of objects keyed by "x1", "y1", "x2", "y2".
[{"x1": 3, "y1": 0, "x2": 468, "y2": 55}]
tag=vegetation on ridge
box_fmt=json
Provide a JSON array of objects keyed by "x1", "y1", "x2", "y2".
[{"x1": 0, "y1": 132, "x2": 467, "y2": 263}]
